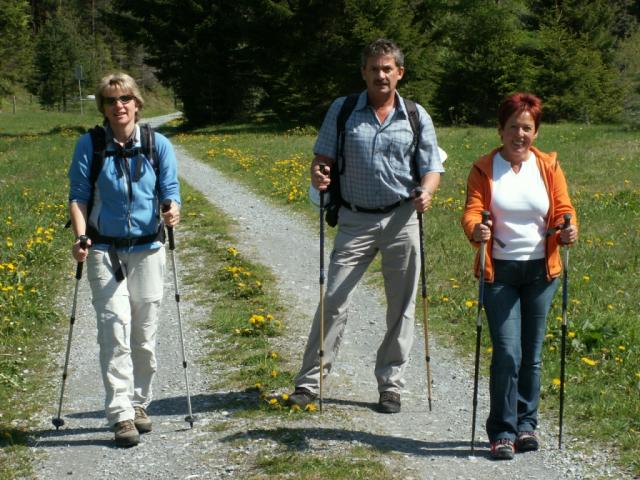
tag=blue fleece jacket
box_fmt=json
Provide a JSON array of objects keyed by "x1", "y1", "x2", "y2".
[{"x1": 68, "y1": 124, "x2": 181, "y2": 252}]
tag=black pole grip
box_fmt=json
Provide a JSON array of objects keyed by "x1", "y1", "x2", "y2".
[
  {"x1": 563, "y1": 213, "x2": 572, "y2": 229},
  {"x1": 75, "y1": 236, "x2": 89, "y2": 279},
  {"x1": 481, "y1": 210, "x2": 490, "y2": 226},
  {"x1": 162, "y1": 201, "x2": 176, "y2": 250}
]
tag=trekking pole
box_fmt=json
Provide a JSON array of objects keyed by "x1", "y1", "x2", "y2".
[
  {"x1": 318, "y1": 165, "x2": 328, "y2": 413},
  {"x1": 163, "y1": 202, "x2": 195, "y2": 428},
  {"x1": 558, "y1": 213, "x2": 572, "y2": 449},
  {"x1": 415, "y1": 187, "x2": 433, "y2": 411},
  {"x1": 52, "y1": 235, "x2": 88, "y2": 430},
  {"x1": 470, "y1": 211, "x2": 490, "y2": 454}
]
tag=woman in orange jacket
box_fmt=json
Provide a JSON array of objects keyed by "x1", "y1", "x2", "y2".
[{"x1": 461, "y1": 93, "x2": 578, "y2": 460}]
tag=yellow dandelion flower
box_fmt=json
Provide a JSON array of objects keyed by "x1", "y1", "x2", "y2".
[
  {"x1": 255, "y1": 383, "x2": 262, "y2": 390},
  {"x1": 271, "y1": 370, "x2": 278, "y2": 378},
  {"x1": 290, "y1": 404, "x2": 301, "y2": 412},
  {"x1": 305, "y1": 404, "x2": 317, "y2": 412},
  {"x1": 568, "y1": 331, "x2": 576, "y2": 338},
  {"x1": 465, "y1": 300, "x2": 474, "y2": 308},
  {"x1": 552, "y1": 378, "x2": 561, "y2": 386},
  {"x1": 607, "y1": 304, "x2": 614, "y2": 310},
  {"x1": 635, "y1": 373, "x2": 640, "y2": 379},
  {"x1": 486, "y1": 346, "x2": 493, "y2": 353},
  {"x1": 618, "y1": 345, "x2": 625, "y2": 351},
  {"x1": 582, "y1": 275, "x2": 590, "y2": 281},
  {"x1": 281, "y1": 393, "x2": 289, "y2": 401},
  {"x1": 581, "y1": 357, "x2": 598, "y2": 367},
  {"x1": 268, "y1": 398, "x2": 278, "y2": 406},
  {"x1": 270, "y1": 351, "x2": 278, "y2": 359}
]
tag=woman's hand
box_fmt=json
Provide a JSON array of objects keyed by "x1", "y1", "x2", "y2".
[
  {"x1": 472, "y1": 220, "x2": 493, "y2": 243},
  {"x1": 559, "y1": 224, "x2": 578, "y2": 245},
  {"x1": 72, "y1": 236, "x2": 92, "y2": 262},
  {"x1": 162, "y1": 201, "x2": 181, "y2": 227}
]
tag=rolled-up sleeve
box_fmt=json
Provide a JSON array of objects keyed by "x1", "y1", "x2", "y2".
[
  {"x1": 415, "y1": 104, "x2": 445, "y2": 178},
  {"x1": 313, "y1": 97, "x2": 346, "y2": 160},
  {"x1": 68, "y1": 134, "x2": 93, "y2": 205},
  {"x1": 155, "y1": 133, "x2": 181, "y2": 205}
]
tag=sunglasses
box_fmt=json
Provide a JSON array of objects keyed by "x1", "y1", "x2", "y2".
[{"x1": 103, "y1": 94, "x2": 135, "y2": 106}]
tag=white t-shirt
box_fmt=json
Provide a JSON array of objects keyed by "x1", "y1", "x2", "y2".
[{"x1": 491, "y1": 151, "x2": 549, "y2": 260}]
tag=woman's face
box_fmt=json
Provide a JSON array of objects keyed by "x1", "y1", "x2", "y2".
[
  {"x1": 101, "y1": 85, "x2": 138, "y2": 131},
  {"x1": 498, "y1": 109, "x2": 538, "y2": 163}
]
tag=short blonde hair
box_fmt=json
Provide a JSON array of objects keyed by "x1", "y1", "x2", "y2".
[{"x1": 95, "y1": 72, "x2": 144, "y2": 122}]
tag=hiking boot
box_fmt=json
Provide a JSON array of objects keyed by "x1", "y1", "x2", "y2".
[
  {"x1": 490, "y1": 438, "x2": 515, "y2": 460},
  {"x1": 286, "y1": 387, "x2": 317, "y2": 408},
  {"x1": 114, "y1": 420, "x2": 140, "y2": 448},
  {"x1": 515, "y1": 431, "x2": 540, "y2": 452},
  {"x1": 133, "y1": 406, "x2": 152, "y2": 434},
  {"x1": 378, "y1": 391, "x2": 401, "y2": 414}
]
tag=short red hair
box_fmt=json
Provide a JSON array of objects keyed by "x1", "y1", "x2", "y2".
[{"x1": 498, "y1": 93, "x2": 543, "y2": 131}]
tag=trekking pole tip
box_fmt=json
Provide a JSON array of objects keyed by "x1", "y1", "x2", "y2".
[
  {"x1": 51, "y1": 417, "x2": 65, "y2": 429},
  {"x1": 185, "y1": 415, "x2": 195, "y2": 428}
]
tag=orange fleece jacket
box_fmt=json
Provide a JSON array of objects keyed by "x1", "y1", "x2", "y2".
[{"x1": 461, "y1": 146, "x2": 578, "y2": 282}]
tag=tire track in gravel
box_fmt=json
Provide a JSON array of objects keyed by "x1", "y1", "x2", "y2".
[{"x1": 31, "y1": 114, "x2": 627, "y2": 479}]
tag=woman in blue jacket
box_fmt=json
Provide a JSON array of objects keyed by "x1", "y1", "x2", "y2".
[{"x1": 68, "y1": 72, "x2": 180, "y2": 447}]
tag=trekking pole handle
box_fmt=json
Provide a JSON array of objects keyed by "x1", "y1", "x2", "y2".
[
  {"x1": 561, "y1": 213, "x2": 572, "y2": 245},
  {"x1": 75, "y1": 235, "x2": 89, "y2": 279},
  {"x1": 162, "y1": 201, "x2": 175, "y2": 251},
  {"x1": 481, "y1": 210, "x2": 490, "y2": 226}
]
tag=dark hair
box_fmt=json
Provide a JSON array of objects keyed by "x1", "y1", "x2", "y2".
[
  {"x1": 498, "y1": 92, "x2": 542, "y2": 131},
  {"x1": 361, "y1": 38, "x2": 404, "y2": 68}
]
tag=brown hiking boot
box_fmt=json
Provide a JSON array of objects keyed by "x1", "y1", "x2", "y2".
[
  {"x1": 378, "y1": 391, "x2": 401, "y2": 414},
  {"x1": 286, "y1": 387, "x2": 317, "y2": 408},
  {"x1": 114, "y1": 419, "x2": 140, "y2": 447},
  {"x1": 133, "y1": 406, "x2": 152, "y2": 434}
]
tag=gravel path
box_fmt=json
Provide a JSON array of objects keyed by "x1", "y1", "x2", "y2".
[{"x1": 31, "y1": 114, "x2": 628, "y2": 479}]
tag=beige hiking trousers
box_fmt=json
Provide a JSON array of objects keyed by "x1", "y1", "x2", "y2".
[
  {"x1": 87, "y1": 246, "x2": 165, "y2": 426},
  {"x1": 295, "y1": 201, "x2": 420, "y2": 395}
]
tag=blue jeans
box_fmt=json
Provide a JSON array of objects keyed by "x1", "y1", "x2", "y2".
[{"x1": 483, "y1": 259, "x2": 558, "y2": 442}]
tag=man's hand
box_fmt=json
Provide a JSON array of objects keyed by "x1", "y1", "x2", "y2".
[
  {"x1": 310, "y1": 156, "x2": 333, "y2": 191},
  {"x1": 412, "y1": 188, "x2": 434, "y2": 213}
]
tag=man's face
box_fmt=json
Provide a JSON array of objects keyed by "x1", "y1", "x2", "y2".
[{"x1": 361, "y1": 54, "x2": 404, "y2": 96}]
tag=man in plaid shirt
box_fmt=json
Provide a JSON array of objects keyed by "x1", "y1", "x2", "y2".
[{"x1": 288, "y1": 38, "x2": 445, "y2": 413}]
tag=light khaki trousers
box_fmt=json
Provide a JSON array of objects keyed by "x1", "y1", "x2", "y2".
[
  {"x1": 295, "y1": 201, "x2": 420, "y2": 395},
  {"x1": 87, "y1": 246, "x2": 165, "y2": 426}
]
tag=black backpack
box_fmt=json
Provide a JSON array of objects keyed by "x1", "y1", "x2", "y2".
[
  {"x1": 324, "y1": 94, "x2": 420, "y2": 227},
  {"x1": 85, "y1": 123, "x2": 159, "y2": 218}
]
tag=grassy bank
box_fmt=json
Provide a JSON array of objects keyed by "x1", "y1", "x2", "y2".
[
  {"x1": 0, "y1": 111, "x2": 99, "y2": 478},
  {"x1": 173, "y1": 120, "x2": 640, "y2": 475}
]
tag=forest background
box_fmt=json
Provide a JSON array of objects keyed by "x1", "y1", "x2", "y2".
[{"x1": 2, "y1": 0, "x2": 640, "y2": 127}]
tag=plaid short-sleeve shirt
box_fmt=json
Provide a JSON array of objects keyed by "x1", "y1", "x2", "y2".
[{"x1": 314, "y1": 90, "x2": 444, "y2": 209}]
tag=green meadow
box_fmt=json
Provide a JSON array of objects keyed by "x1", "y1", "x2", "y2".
[{"x1": 0, "y1": 110, "x2": 638, "y2": 477}]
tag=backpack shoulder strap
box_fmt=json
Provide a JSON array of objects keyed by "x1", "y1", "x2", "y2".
[
  {"x1": 135, "y1": 123, "x2": 160, "y2": 181},
  {"x1": 336, "y1": 94, "x2": 359, "y2": 174},
  {"x1": 88, "y1": 125, "x2": 106, "y2": 187},
  {"x1": 402, "y1": 99, "x2": 421, "y2": 182}
]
